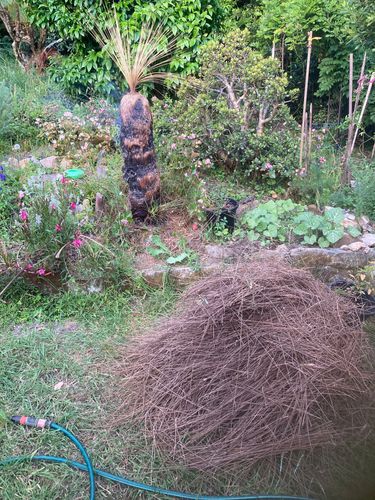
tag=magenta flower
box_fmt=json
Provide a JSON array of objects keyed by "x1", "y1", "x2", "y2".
[
  {"x1": 70, "y1": 202, "x2": 77, "y2": 211},
  {"x1": 61, "y1": 176, "x2": 69, "y2": 184},
  {"x1": 19, "y1": 209, "x2": 28, "y2": 221},
  {"x1": 25, "y1": 263, "x2": 33, "y2": 271},
  {"x1": 55, "y1": 223, "x2": 62, "y2": 232},
  {"x1": 72, "y1": 238, "x2": 83, "y2": 249},
  {"x1": 37, "y1": 268, "x2": 46, "y2": 276}
]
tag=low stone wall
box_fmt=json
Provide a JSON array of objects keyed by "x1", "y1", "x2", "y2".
[{"x1": 136, "y1": 242, "x2": 375, "y2": 288}]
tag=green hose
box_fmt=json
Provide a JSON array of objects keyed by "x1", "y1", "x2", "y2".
[{"x1": 0, "y1": 416, "x2": 316, "y2": 500}]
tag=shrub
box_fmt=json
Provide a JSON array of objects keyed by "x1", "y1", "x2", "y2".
[
  {"x1": 154, "y1": 29, "x2": 299, "y2": 185},
  {"x1": 0, "y1": 57, "x2": 65, "y2": 153},
  {"x1": 36, "y1": 98, "x2": 117, "y2": 155},
  {"x1": 0, "y1": 164, "x2": 22, "y2": 238},
  {"x1": 355, "y1": 165, "x2": 375, "y2": 220},
  {"x1": 240, "y1": 199, "x2": 304, "y2": 243},
  {"x1": 26, "y1": 0, "x2": 230, "y2": 97},
  {"x1": 240, "y1": 201, "x2": 358, "y2": 247}
]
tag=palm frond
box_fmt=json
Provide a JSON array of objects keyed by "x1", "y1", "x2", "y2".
[{"x1": 91, "y1": 11, "x2": 177, "y2": 93}]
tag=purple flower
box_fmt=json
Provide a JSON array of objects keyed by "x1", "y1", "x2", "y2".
[{"x1": 0, "y1": 173, "x2": 6, "y2": 181}]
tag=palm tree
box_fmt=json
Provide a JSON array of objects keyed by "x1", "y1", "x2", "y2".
[{"x1": 92, "y1": 15, "x2": 176, "y2": 222}]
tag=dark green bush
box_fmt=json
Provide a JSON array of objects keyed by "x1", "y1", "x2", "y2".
[{"x1": 154, "y1": 29, "x2": 299, "y2": 186}]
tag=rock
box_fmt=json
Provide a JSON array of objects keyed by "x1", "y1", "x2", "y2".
[
  {"x1": 40, "y1": 156, "x2": 59, "y2": 169},
  {"x1": 204, "y1": 244, "x2": 237, "y2": 260},
  {"x1": 289, "y1": 247, "x2": 375, "y2": 282},
  {"x1": 357, "y1": 216, "x2": 371, "y2": 232},
  {"x1": 335, "y1": 233, "x2": 356, "y2": 248},
  {"x1": 343, "y1": 218, "x2": 361, "y2": 231},
  {"x1": 345, "y1": 241, "x2": 368, "y2": 252},
  {"x1": 274, "y1": 244, "x2": 289, "y2": 255},
  {"x1": 7, "y1": 157, "x2": 19, "y2": 168},
  {"x1": 344, "y1": 211, "x2": 356, "y2": 221},
  {"x1": 307, "y1": 204, "x2": 321, "y2": 214},
  {"x1": 60, "y1": 158, "x2": 73, "y2": 169},
  {"x1": 360, "y1": 233, "x2": 375, "y2": 247},
  {"x1": 19, "y1": 158, "x2": 32, "y2": 168}
]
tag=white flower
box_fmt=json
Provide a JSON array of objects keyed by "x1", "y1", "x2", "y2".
[
  {"x1": 35, "y1": 214, "x2": 42, "y2": 226},
  {"x1": 13, "y1": 144, "x2": 21, "y2": 151}
]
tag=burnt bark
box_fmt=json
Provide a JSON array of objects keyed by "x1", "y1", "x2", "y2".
[{"x1": 120, "y1": 92, "x2": 160, "y2": 222}]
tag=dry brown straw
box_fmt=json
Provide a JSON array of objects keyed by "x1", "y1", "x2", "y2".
[{"x1": 116, "y1": 259, "x2": 374, "y2": 470}]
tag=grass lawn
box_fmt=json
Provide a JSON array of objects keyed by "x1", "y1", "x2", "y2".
[{"x1": 0, "y1": 283, "x2": 375, "y2": 500}]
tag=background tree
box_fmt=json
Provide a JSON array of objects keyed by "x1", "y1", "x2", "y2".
[{"x1": 24, "y1": 0, "x2": 231, "y2": 97}]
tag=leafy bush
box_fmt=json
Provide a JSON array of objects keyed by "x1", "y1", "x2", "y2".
[
  {"x1": 292, "y1": 208, "x2": 360, "y2": 248},
  {"x1": 291, "y1": 154, "x2": 340, "y2": 208},
  {"x1": 0, "y1": 57, "x2": 66, "y2": 153},
  {"x1": 240, "y1": 199, "x2": 304, "y2": 243},
  {"x1": 355, "y1": 169, "x2": 375, "y2": 220},
  {"x1": 154, "y1": 29, "x2": 299, "y2": 185},
  {"x1": 240, "y1": 201, "x2": 359, "y2": 247},
  {"x1": 0, "y1": 164, "x2": 21, "y2": 238},
  {"x1": 36, "y1": 98, "x2": 117, "y2": 155},
  {"x1": 26, "y1": 0, "x2": 230, "y2": 97}
]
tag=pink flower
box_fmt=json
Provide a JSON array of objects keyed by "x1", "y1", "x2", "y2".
[
  {"x1": 319, "y1": 157, "x2": 326, "y2": 164},
  {"x1": 121, "y1": 219, "x2": 129, "y2": 226},
  {"x1": 25, "y1": 263, "x2": 33, "y2": 271},
  {"x1": 55, "y1": 223, "x2": 62, "y2": 232},
  {"x1": 192, "y1": 223, "x2": 199, "y2": 231},
  {"x1": 18, "y1": 190, "x2": 25, "y2": 199},
  {"x1": 72, "y1": 238, "x2": 83, "y2": 249},
  {"x1": 265, "y1": 162, "x2": 273, "y2": 170},
  {"x1": 19, "y1": 209, "x2": 28, "y2": 221},
  {"x1": 37, "y1": 268, "x2": 46, "y2": 276},
  {"x1": 70, "y1": 202, "x2": 77, "y2": 211},
  {"x1": 204, "y1": 158, "x2": 211, "y2": 165},
  {"x1": 50, "y1": 203, "x2": 57, "y2": 210},
  {"x1": 61, "y1": 176, "x2": 69, "y2": 184},
  {"x1": 171, "y1": 143, "x2": 177, "y2": 150}
]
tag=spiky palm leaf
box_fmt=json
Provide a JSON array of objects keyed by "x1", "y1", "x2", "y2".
[{"x1": 91, "y1": 12, "x2": 177, "y2": 92}]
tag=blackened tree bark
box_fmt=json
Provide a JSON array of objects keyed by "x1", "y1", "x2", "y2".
[{"x1": 120, "y1": 92, "x2": 160, "y2": 222}]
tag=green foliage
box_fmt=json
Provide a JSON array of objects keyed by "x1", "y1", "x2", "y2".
[
  {"x1": 293, "y1": 207, "x2": 350, "y2": 247},
  {"x1": 25, "y1": 0, "x2": 231, "y2": 96},
  {"x1": 240, "y1": 201, "x2": 353, "y2": 247},
  {"x1": 355, "y1": 166, "x2": 375, "y2": 220},
  {"x1": 147, "y1": 235, "x2": 196, "y2": 266},
  {"x1": 0, "y1": 57, "x2": 61, "y2": 153},
  {"x1": 0, "y1": 165, "x2": 21, "y2": 238},
  {"x1": 240, "y1": 199, "x2": 304, "y2": 243},
  {"x1": 291, "y1": 154, "x2": 340, "y2": 208},
  {"x1": 154, "y1": 29, "x2": 299, "y2": 185}
]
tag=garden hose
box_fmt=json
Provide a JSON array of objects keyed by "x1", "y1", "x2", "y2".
[{"x1": 0, "y1": 415, "x2": 315, "y2": 500}]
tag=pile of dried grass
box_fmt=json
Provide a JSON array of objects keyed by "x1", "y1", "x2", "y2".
[{"x1": 116, "y1": 259, "x2": 374, "y2": 470}]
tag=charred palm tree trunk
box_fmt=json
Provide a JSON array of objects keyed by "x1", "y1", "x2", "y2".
[{"x1": 120, "y1": 92, "x2": 160, "y2": 221}]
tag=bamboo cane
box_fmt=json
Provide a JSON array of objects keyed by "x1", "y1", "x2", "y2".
[
  {"x1": 307, "y1": 103, "x2": 313, "y2": 169},
  {"x1": 299, "y1": 32, "x2": 313, "y2": 169},
  {"x1": 350, "y1": 72, "x2": 375, "y2": 154},
  {"x1": 341, "y1": 53, "x2": 367, "y2": 185}
]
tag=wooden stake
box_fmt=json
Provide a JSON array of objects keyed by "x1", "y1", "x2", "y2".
[
  {"x1": 299, "y1": 32, "x2": 313, "y2": 169},
  {"x1": 341, "y1": 53, "x2": 354, "y2": 185},
  {"x1": 341, "y1": 52, "x2": 367, "y2": 185},
  {"x1": 350, "y1": 72, "x2": 375, "y2": 154},
  {"x1": 371, "y1": 141, "x2": 375, "y2": 160},
  {"x1": 307, "y1": 103, "x2": 313, "y2": 169}
]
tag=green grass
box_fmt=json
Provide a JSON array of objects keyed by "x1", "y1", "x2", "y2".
[{"x1": 0, "y1": 286, "x2": 375, "y2": 499}]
